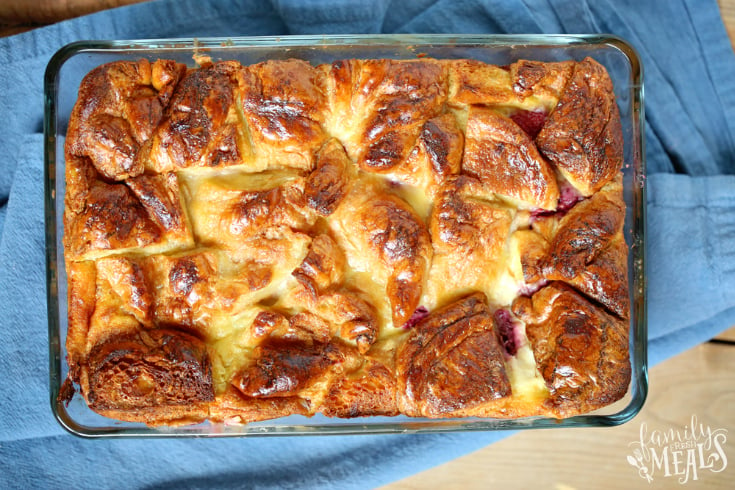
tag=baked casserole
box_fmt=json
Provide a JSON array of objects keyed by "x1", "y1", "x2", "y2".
[{"x1": 61, "y1": 55, "x2": 630, "y2": 426}]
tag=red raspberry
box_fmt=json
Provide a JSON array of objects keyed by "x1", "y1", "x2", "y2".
[
  {"x1": 401, "y1": 306, "x2": 429, "y2": 329},
  {"x1": 510, "y1": 109, "x2": 547, "y2": 139},
  {"x1": 493, "y1": 308, "x2": 520, "y2": 356}
]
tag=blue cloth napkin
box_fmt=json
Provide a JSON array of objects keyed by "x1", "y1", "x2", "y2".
[{"x1": 1, "y1": 0, "x2": 735, "y2": 488}]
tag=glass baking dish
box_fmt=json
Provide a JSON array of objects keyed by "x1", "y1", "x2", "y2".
[{"x1": 44, "y1": 34, "x2": 647, "y2": 437}]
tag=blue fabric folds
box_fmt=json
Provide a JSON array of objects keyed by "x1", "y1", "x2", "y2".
[{"x1": 1, "y1": 0, "x2": 734, "y2": 488}]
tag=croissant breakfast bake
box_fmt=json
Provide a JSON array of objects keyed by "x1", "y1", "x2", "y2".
[{"x1": 62, "y1": 55, "x2": 631, "y2": 426}]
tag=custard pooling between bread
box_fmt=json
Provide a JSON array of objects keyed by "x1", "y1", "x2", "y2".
[{"x1": 63, "y1": 55, "x2": 630, "y2": 425}]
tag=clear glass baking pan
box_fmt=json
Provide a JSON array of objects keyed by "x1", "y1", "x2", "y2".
[{"x1": 44, "y1": 34, "x2": 647, "y2": 437}]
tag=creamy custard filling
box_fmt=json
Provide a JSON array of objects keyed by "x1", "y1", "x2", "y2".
[{"x1": 506, "y1": 336, "x2": 549, "y2": 401}]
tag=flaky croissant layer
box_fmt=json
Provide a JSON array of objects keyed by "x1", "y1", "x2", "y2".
[{"x1": 63, "y1": 55, "x2": 629, "y2": 426}]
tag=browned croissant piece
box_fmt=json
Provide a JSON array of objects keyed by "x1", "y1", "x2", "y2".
[
  {"x1": 321, "y1": 357, "x2": 398, "y2": 418},
  {"x1": 396, "y1": 292, "x2": 511, "y2": 417},
  {"x1": 292, "y1": 233, "x2": 347, "y2": 297},
  {"x1": 65, "y1": 260, "x2": 97, "y2": 376},
  {"x1": 411, "y1": 113, "x2": 465, "y2": 186},
  {"x1": 428, "y1": 175, "x2": 514, "y2": 305},
  {"x1": 447, "y1": 59, "x2": 520, "y2": 107},
  {"x1": 63, "y1": 156, "x2": 193, "y2": 261},
  {"x1": 536, "y1": 57, "x2": 624, "y2": 197},
  {"x1": 184, "y1": 169, "x2": 312, "y2": 249},
  {"x1": 64, "y1": 56, "x2": 631, "y2": 426},
  {"x1": 144, "y1": 61, "x2": 245, "y2": 173},
  {"x1": 463, "y1": 105, "x2": 559, "y2": 210},
  {"x1": 317, "y1": 291, "x2": 378, "y2": 353},
  {"x1": 512, "y1": 282, "x2": 631, "y2": 417},
  {"x1": 65, "y1": 59, "x2": 187, "y2": 180},
  {"x1": 239, "y1": 59, "x2": 328, "y2": 171},
  {"x1": 332, "y1": 189, "x2": 432, "y2": 328},
  {"x1": 126, "y1": 172, "x2": 189, "y2": 233},
  {"x1": 304, "y1": 138, "x2": 351, "y2": 216},
  {"x1": 541, "y1": 179, "x2": 625, "y2": 277},
  {"x1": 510, "y1": 60, "x2": 574, "y2": 100},
  {"x1": 74, "y1": 252, "x2": 226, "y2": 357},
  {"x1": 145, "y1": 253, "x2": 222, "y2": 333},
  {"x1": 325, "y1": 58, "x2": 447, "y2": 173},
  {"x1": 233, "y1": 337, "x2": 341, "y2": 399},
  {"x1": 226, "y1": 309, "x2": 395, "y2": 419},
  {"x1": 94, "y1": 255, "x2": 154, "y2": 328},
  {"x1": 524, "y1": 178, "x2": 630, "y2": 319},
  {"x1": 64, "y1": 158, "x2": 160, "y2": 260},
  {"x1": 82, "y1": 328, "x2": 214, "y2": 425},
  {"x1": 565, "y1": 235, "x2": 630, "y2": 319},
  {"x1": 291, "y1": 234, "x2": 379, "y2": 353},
  {"x1": 377, "y1": 112, "x2": 465, "y2": 197}
]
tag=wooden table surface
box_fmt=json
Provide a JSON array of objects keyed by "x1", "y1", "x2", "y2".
[{"x1": 1, "y1": 1, "x2": 733, "y2": 488}]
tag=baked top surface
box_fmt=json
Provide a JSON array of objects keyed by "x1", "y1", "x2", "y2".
[{"x1": 62, "y1": 56, "x2": 630, "y2": 426}]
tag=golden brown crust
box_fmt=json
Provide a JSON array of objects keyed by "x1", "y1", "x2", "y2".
[
  {"x1": 542, "y1": 179, "x2": 625, "y2": 278},
  {"x1": 447, "y1": 59, "x2": 518, "y2": 107},
  {"x1": 396, "y1": 293, "x2": 511, "y2": 417},
  {"x1": 326, "y1": 59, "x2": 447, "y2": 173},
  {"x1": 64, "y1": 157, "x2": 152, "y2": 259},
  {"x1": 65, "y1": 260, "x2": 97, "y2": 376},
  {"x1": 184, "y1": 171, "x2": 312, "y2": 250},
  {"x1": 82, "y1": 328, "x2": 214, "y2": 424},
  {"x1": 125, "y1": 172, "x2": 189, "y2": 235},
  {"x1": 526, "y1": 178, "x2": 630, "y2": 319},
  {"x1": 565, "y1": 235, "x2": 629, "y2": 319},
  {"x1": 66, "y1": 59, "x2": 187, "y2": 180},
  {"x1": 292, "y1": 233, "x2": 346, "y2": 297},
  {"x1": 145, "y1": 253, "x2": 221, "y2": 335},
  {"x1": 63, "y1": 157, "x2": 193, "y2": 261},
  {"x1": 239, "y1": 59, "x2": 328, "y2": 171},
  {"x1": 510, "y1": 60, "x2": 574, "y2": 100},
  {"x1": 290, "y1": 234, "x2": 379, "y2": 353},
  {"x1": 227, "y1": 310, "x2": 395, "y2": 418},
  {"x1": 233, "y1": 337, "x2": 341, "y2": 398},
  {"x1": 64, "y1": 57, "x2": 630, "y2": 426},
  {"x1": 304, "y1": 139, "x2": 350, "y2": 216},
  {"x1": 463, "y1": 106, "x2": 559, "y2": 210},
  {"x1": 317, "y1": 291, "x2": 378, "y2": 353},
  {"x1": 398, "y1": 112, "x2": 464, "y2": 195},
  {"x1": 536, "y1": 57, "x2": 624, "y2": 196},
  {"x1": 210, "y1": 386, "x2": 310, "y2": 424},
  {"x1": 428, "y1": 176, "x2": 514, "y2": 303},
  {"x1": 512, "y1": 283, "x2": 631, "y2": 417},
  {"x1": 145, "y1": 61, "x2": 244, "y2": 173},
  {"x1": 322, "y1": 358, "x2": 398, "y2": 418},
  {"x1": 343, "y1": 191, "x2": 432, "y2": 328},
  {"x1": 94, "y1": 256, "x2": 154, "y2": 327}
]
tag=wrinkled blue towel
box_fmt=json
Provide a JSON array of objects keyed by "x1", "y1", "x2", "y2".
[{"x1": 1, "y1": 0, "x2": 735, "y2": 488}]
